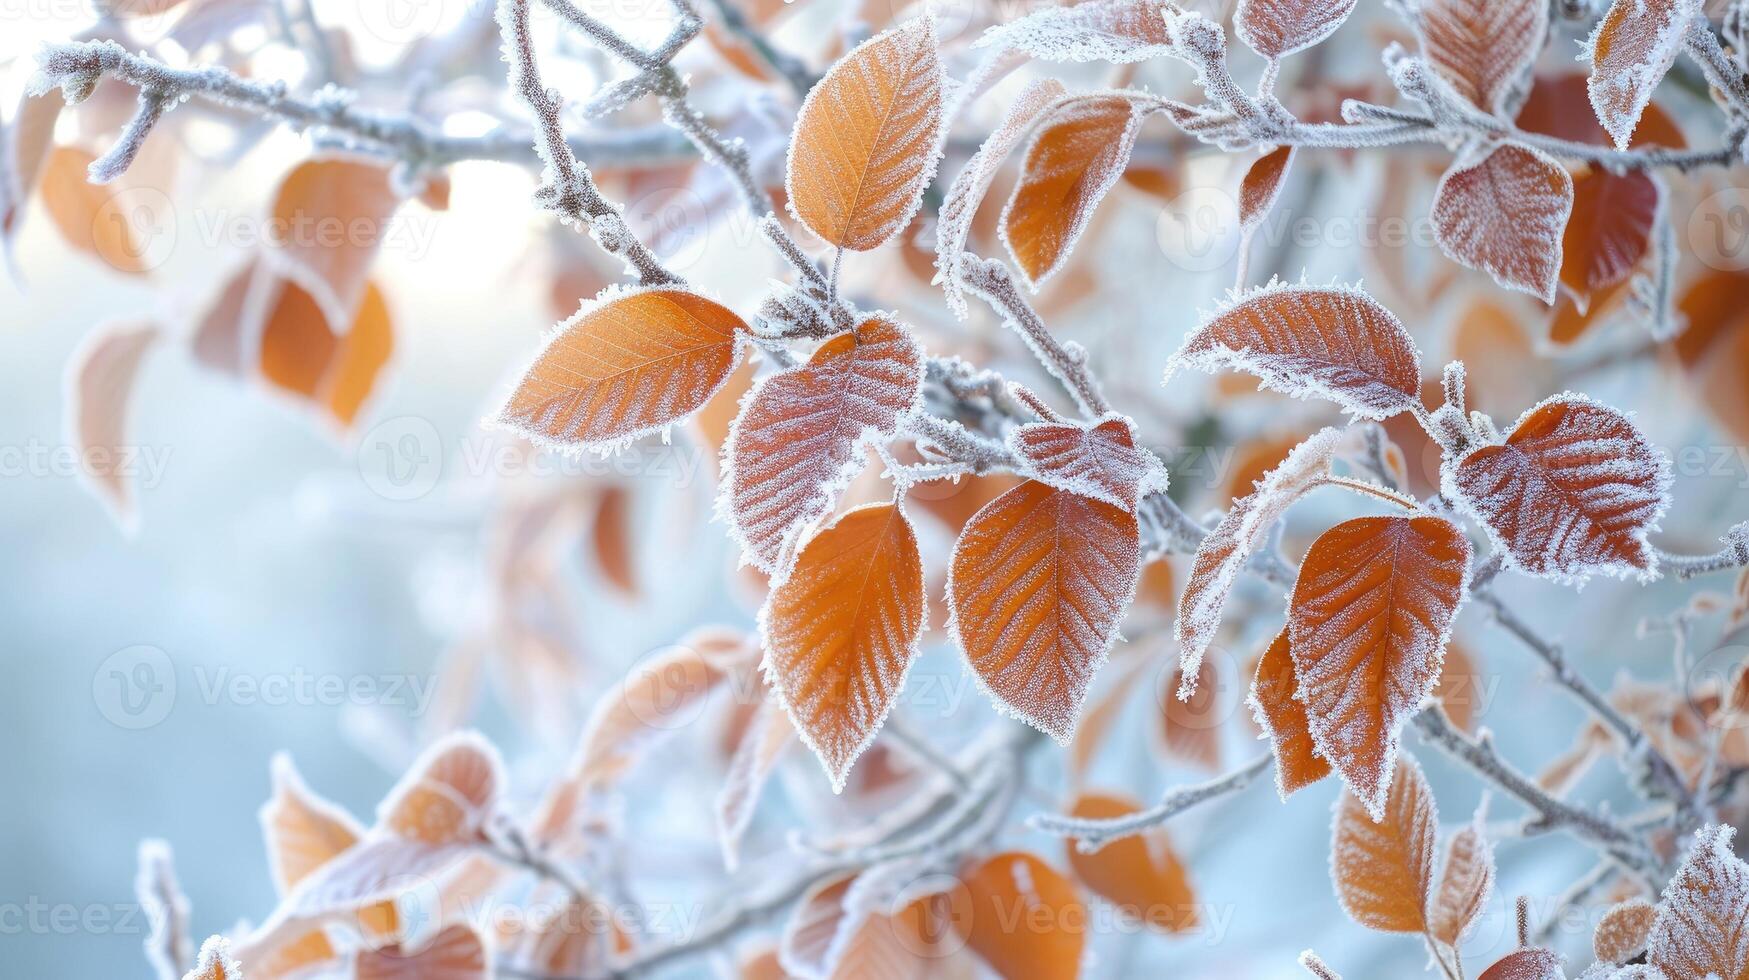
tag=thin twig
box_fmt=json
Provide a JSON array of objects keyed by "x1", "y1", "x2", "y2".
[{"x1": 1029, "y1": 753, "x2": 1272, "y2": 851}]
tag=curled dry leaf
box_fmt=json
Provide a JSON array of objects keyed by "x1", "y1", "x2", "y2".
[
  {"x1": 1585, "y1": 0, "x2": 1702, "y2": 150},
  {"x1": 266, "y1": 157, "x2": 401, "y2": 329},
  {"x1": 1414, "y1": 0, "x2": 1547, "y2": 114},
  {"x1": 1008, "y1": 412, "x2": 1163, "y2": 512},
  {"x1": 725, "y1": 315, "x2": 924, "y2": 574},
  {"x1": 1647, "y1": 824, "x2": 1749, "y2": 980},
  {"x1": 1235, "y1": 0, "x2": 1359, "y2": 58},
  {"x1": 1063, "y1": 791, "x2": 1198, "y2": 932},
  {"x1": 1593, "y1": 897, "x2": 1657, "y2": 964},
  {"x1": 1238, "y1": 145, "x2": 1295, "y2": 233},
  {"x1": 1177, "y1": 426, "x2": 1343, "y2": 691},
  {"x1": 949, "y1": 479, "x2": 1142, "y2": 743},
  {"x1": 1002, "y1": 94, "x2": 1150, "y2": 287},
  {"x1": 761, "y1": 502, "x2": 925, "y2": 792},
  {"x1": 1165, "y1": 282, "x2": 1424, "y2": 420},
  {"x1": 39, "y1": 145, "x2": 149, "y2": 274},
  {"x1": 497, "y1": 287, "x2": 747, "y2": 451},
  {"x1": 786, "y1": 16, "x2": 944, "y2": 251},
  {"x1": 1248, "y1": 629, "x2": 1332, "y2": 799},
  {"x1": 355, "y1": 923, "x2": 487, "y2": 980},
  {"x1": 1290, "y1": 515, "x2": 1470, "y2": 818},
  {"x1": 66, "y1": 319, "x2": 159, "y2": 531},
  {"x1": 1330, "y1": 754, "x2": 1436, "y2": 933},
  {"x1": 1476, "y1": 948, "x2": 1564, "y2": 980},
  {"x1": 1447, "y1": 394, "x2": 1670, "y2": 582},
  {"x1": 1428, "y1": 819, "x2": 1494, "y2": 946},
  {"x1": 977, "y1": 0, "x2": 1178, "y2": 64},
  {"x1": 953, "y1": 852, "x2": 1085, "y2": 980},
  {"x1": 1431, "y1": 142, "x2": 1573, "y2": 304}
]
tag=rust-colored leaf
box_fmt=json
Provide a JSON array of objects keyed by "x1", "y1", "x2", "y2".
[
  {"x1": 1009, "y1": 412, "x2": 1162, "y2": 511},
  {"x1": 953, "y1": 852, "x2": 1084, "y2": 980},
  {"x1": 1431, "y1": 640, "x2": 1483, "y2": 734},
  {"x1": 1238, "y1": 145, "x2": 1294, "y2": 232},
  {"x1": 1429, "y1": 820, "x2": 1494, "y2": 946},
  {"x1": 591, "y1": 486, "x2": 637, "y2": 595},
  {"x1": 1330, "y1": 754, "x2": 1437, "y2": 933},
  {"x1": 1416, "y1": 0, "x2": 1546, "y2": 113},
  {"x1": 1647, "y1": 824, "x2": 1749, "y2": 980},
  {"x1": 498, "y1": 287, "x2": 747, "y2": 451},
  {"x1": 725, "y1": 315, "x2": 923, "y2": 573},
  {"x1": 1236, "y1": 0, "x2": 1358, "y2": 58},
  {"x1": 949, "y1": 479, "x2": 1141, "y2": 742},
  {"x1": 1477, "y1": 948, "x2": 1564, "y2": 980},
  {"x1": 1063, "y1": 791, "x2": 1198, "y2": 932},
  {"x1": 762, "y1": 502, "x2": 925, "y2": 791},
  {"x1": 1248, "y1": 628, "x2": 1332, "y2": 799},
  {"x1": 1560, "y1": 167, "x2": 1658, "y2": 308},
  {"x1": 1449, "y1": 395, "x2": 1670, "y2": 581},
  {"x1": 787, "y1": 16, "x2": 944, "y2": 250},
  {"x1": 1002, "y1": 94, "x2": 1149, "y2": 286},
  {"x1": 1431, "y1": 142, "x2": 1573, "y2": 303},
  {"x1": 1585, "y1": 0, "x2": 1701, "y2": 150},
  {"x1": 356, "y1": 924, "x2": 487, "y2": 979},
  {"x1": 1290, "y1": 515, "x2": 1470, "y2": 817},
  {"x1": 1160, "y1": 658, "x2": 1224, "y2": 773},
  {"x1": 1594, "y1": 897, "x2": 1656, "y2": 964},
  {"x1": 1674, "y1": 268, "x2": 1749, "y2": 445},
  {"x1": 1166, "y1": 282, "x2": 1423, "y2": 419}
]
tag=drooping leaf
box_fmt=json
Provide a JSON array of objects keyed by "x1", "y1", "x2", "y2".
[
  {"x1": 1415, "y1": 0, "x2": 1547, "y2": 113},
  {"x1": 1560, "y1": 167, "x2": 1658, "y2": 308},
  {"x1": 761, "y1": 502, "x2": 925, "y2": 791},
  {"x1": 1330, "y1": 755, "x2": 1437, "y2": 933},
  {"x1": 724, "y1": 315, "x2": 924, "y2": 574},
  {"x1": 1160, "y1": 657, "x2": 1224, "y2": 772},
  {"x1": 1594, "y1": 897, "x2": 1657, "y2": 965},
  {"x1": 1585, "y1": 0, "x2": 1703, "y2": 150},
  {"x1": 1002, "y1": 94, "x2": 1150, "y2": 287},
  {"x1": 1235, "y1": 0, "x2": 1359, "y2": 58},
  {"x1": 66, "y1": 319, "x2": 159, "y2": 531},
  {"x1": 1290, "y1": 515, "x2": 1470, "y2": 817},
  {"x1": 1238, "y1": 145, "x2": 1294, "y2": 232},
  {"x1": 1647, "y1": 824, "x2": 1749, "y2": 980},
  {"x1": 39, "y1": 146, "x2": 149, "y2": 274},
  {"x1": 1447, "y1": 394, "x2": 1670, "y2": 582},
  {"x1": 716, "y1": 691, "x2": 794, "y2": 869},
  {"x1": 1062, "y1": 791, "x2": 1198, "y2": 932},
  {"x1": 787, "y1": 16, "x2": 944, "y2": 250},
  {"x1": 1247, "y1": 628, "x2": 1332, "y2": 799},
  {"x1": 953, "y1": 852, "x2": 1085, "y2": 980},
  {"x1": 949, "y1": 480, "x2": 1141, "y2": 742},
  {"x1": 497, "y1": 287, "x2": 747, "y2": 451},
  {"x1": 1008, "y1": 412, "x2": 1163, "y2": 512},
  {"x1": 977, "y1": 0, "x2": 1178, "y2": 64},
  {"x1": 1429, "y1": 820, "x2": 1495, "y2": 946},
  {"x1": 780, "y1": 872, "x2": 858, "y2": 979},
  {"x1": 377, "y1": 732, "x2": 502, "y2": 845},
  {"x1": 266, "y1": 156, "x2": 402, "y2": 328},
  {"x1": 1431, "y1": 142, "x2": 1573, "y2": 303},
  {"x1": 1166, "y1": 282, "x2": 1424, "y2": 419}
]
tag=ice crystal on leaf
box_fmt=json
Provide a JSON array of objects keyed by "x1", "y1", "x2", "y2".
[
  {"x1": 1248, "y1": 628, "x2": 1334, "y2": 799},
  {"x1": 1431, "y1": 142, "x2": 1573, "y2": 304},
  {"x1": 1478, "y1": 948, "x2": 1566, "y2": 980},
  {"x1": 1008, "y1": 412, "x2": 1164, "y2": 512},
  {"x1": 1646, "y1": 824, "x2": 1749, "y2": 980},
  {"x1": 1236, "y1": 0, "x2": 1359, "y2": 59},
  {"x1": 1585, "y1": 0, "x2": 1704, "y2": 151},
  {"x1": 1239, "y1": 145, "x2": 1295, "y2": 233},
  {"x1": 977, "y1": 0, "x2": 1178, "y2": 65},
  {"x1": 1329, "y1": 754, "x2": 1435, "y2": 932},
  {"x1": 1429, "y1": 813, "x2": 1494, "y2": 946},
  {"x1": 1595, "y1": 898, "x2": 1658, "y2": 965},
  {"x1": 1411, "y1": 0, "x2": 1547, "y2": 114}
]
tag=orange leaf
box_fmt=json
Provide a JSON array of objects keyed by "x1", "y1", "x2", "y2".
[
  {"x1": 949, "y1": 479, "x2": 1141, "y2": 742},
  {"x1": 66, "y1": 319, "x2": 159, "y2": 530},
  {"x1": 780, "y1": 872, "x2": 858, "y2": 977},
  {"x1": 268, "y1": 156, "x2": 401, "y2": 328},
  {"x1": 321, "y1": 282, "x2": 394, "y2": 427},
  {"x1": 379, "y1": 733, "x2": 502, "y2": 845},
  {"x1": 357, "y1": 923, "x2": 487, "y2": 979},
  {"x1": 1431, "y1": 142, "x2": 1572, "y2": 303},
  {"x1": 1585, "y1": 0, "x2": 1700, "y2": 150},
  {"x1": 1330, "y1": 754, "x2": 1437, "y2": 933},
  {"x1": 590, "y1": 486, "x2": 637, "y2": 595},
  {"x1": 39, "y1": 146, "x2": 149, "y2": 274},
  {"x1": 1002, "y1": 94, "x2": 1149, "y2": 286},
  {"x1": 1647, "y1": 824, "x2": 1749, "y2": 980},
  {"x1": 1428, "y1": 819, "x2": 1494, "y2": 945},
  {"x1": 1560, "y1": 166, "x2": 1658, "y2": 308},
  {"x1": 1166, "y1": 282, "x2": 1423, "y2": 419},
  {"x1": 1449, "y1": 395, "x2": 1670, "y2": 581},
  {"x1": 1238, "y1": 145, "x2": 1294, "y2": 232},
  {"x1": 498, "y1": 287, "x2": 747, "y2": 451},
  {"x1": 724, "y1": 315, "x2": 924, "y2": 573},
  {"x1": 1431, "y1": 640, "x2": 1483, "y2": 733},
  {"x1": 1247, "y1": 628, "x2": 1331, "y2": 799},
  {"x1": 787, "y1": 16, "x2": 944, "y2": 251},
  {"x1": 1236, "y1": 0, "x2": 1358, "y2": 58},
  {"x1": 762, "y1": 502, "x2": 925, "y2": 790},
  {"x1": 1290, "y1": 515, "x2": 1470, "y2": 816},
  {"x1": 187, "y1": 936, "x2": 243, "y2": 980},
  {"x1": 261, "y1": 753, "x2": 366, "y2": 895},
  {"x1": 1160, "y1": 658, "x2": 1224, "y2": 773},
  {"x1": 1674, "y1": 268, "x2": 1749, "y2": 444},
  {"x1": 1415, "y1": 0, "x2": 1546, "y2": 113},
  {"x1": 953, "y1": 852, "x2": 1084, "y2": 980},
  {"x1": 1593, "y1": 897, "x2": 1656, "y2": 964},
  {"x1": 1064, "y1": 792, "x2": 1198, "y2": 932},
  {"x1": 1008, "y1": 413, "x2": 1162, "y2": 511},
  {"x1": 1477, "y1": 948, "x2": 1564, "y2": 980}
]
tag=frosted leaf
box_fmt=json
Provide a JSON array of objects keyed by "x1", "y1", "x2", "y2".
[
  {"x1": 1239, "y1": 145, "x2": 1295, "y2": 232},
  {"x1": 1002, "y1": 93, "x2": 1152, "y2": 287},
  {"x1": 786, "y1": 15, "x2": 945, "y2": 251},
  {"x1": 1431, "y1": 142, "x2": 1573, "y2": 304},
  {"x1": 1329, "y1": 754, "x2": 1436, "y2": 932},
  {"x1": 1008, "y1": 412, "x2": 1165, "y2": 512},
  {"x1": 1248, "y1": 628, "x2": 1334, "y2": 799},
  {"x1": 977, "y1": 0, "x2": 1178, "y2": 64},
  {"x1": 495, "y1": 286, "x2": 748, "y2": 452},
  {"x1": 186, "y1": 936, "x2": 243, "y2": 980},
  {"x1": 780, "y1": 872, "x2": 858, "y2": 979},
  {"x1": 715, "y1": 692, "x2": 794, "y2": 870},
  {"x1": 1290, "y1": 515, "x2": 1471, "y2": 819},
  {"x1": 265, "y1": 157, "x2": 402, "y2": 333},
  {"x1": 1563, "y1": 168, "x2": 1659, "y2": 308},
  {"x1": 756, "y1": 281, "x2": 838, "y2": 339},
  {"x1": 66, "y1": 318, "x2": 160, "y2": 532},
  {"x1": 1411, "y1": 0, "x2": 1547, "y2": 114},
  {"x1": 949, "y1": 480, "x2": 1142, "y2": 743},
  {"x1": 760, "y1": 503, "x2": 926, "y2": 792},
  {"x1": 1584, "y1": 0, "x2": 1703, "y2": 151},
  {"x1": 1429, "y1": 815, "x2": 1495, "y2": 946},
  {"x1": 1236, "y1": 0, "x2": 1360, "y2": 58},
  {"x1": 1446, "y1": 393, "x2": 1671, "y2": 582},
  {"x1": 724, "y1": 315, "x2": 924, "y2": 575},
  {"x1": 260, "y1": 753, "x2": 366, "y2": 895},
  {"x1": 1594, "y1": 898, "x2": 1658, "y2": 965},
  {"x1": 1177, "y1": 426, "x2": 1343, "y2": 692},
  {"x1": 1647, "y1": 824, "x2": 1749, "y2": 980},
  {"x1": 1165, "y1": 280, "x2": 1424, "y2": 420},
  {"x1": 936, "y1": 78, "x2": 1065, "y2": 318},
  {"x1": 376, "y1": 732, "x2": 503, "y2": 845},
  {"x1": 1478, "y1": 948, "x2": 1566, "y2": 980}
]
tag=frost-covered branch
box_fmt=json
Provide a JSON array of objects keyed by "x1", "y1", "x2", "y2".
[
  {"x1": 483, "y1": 818, "x2": 595, "y2": 907},
  {"x1": 702, "y1": 0, "x2": 817, "y2": 97},
  {"x1": 956, "y1": 257, "x2": 1111, "y2": 418},
  {"x1": 1654, "y1": 522, "x2": 1749, "y2": 580},
  {"x1": 1028, "y1": 753, "x2": 1272, "y2": 851}
]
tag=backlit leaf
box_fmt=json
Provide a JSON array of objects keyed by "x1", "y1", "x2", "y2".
[
  {"x1": 497, "y1": 287, "x2": 747, "y2": 451},
  {"x1": 1330, "y1": 754, "x2": 1436, "y2": 933},
  {"x1": 787, "y1": 16, "x2": 944, "y2": 251},
  {"x1": 761, "y1": 502, "x2": 925, "y2": 791},
  {"x1": 953, "y1": 852, "x2": 1084, "y2": 980},
  {"x1": 724, "y1": 315, "x2": 924, "y2": 574},
  {"x1": 1166, "y1": 281, "x2": 1423, "y2": 419},
  {"x1": 1247, "y1": 628, "x2": 1332, "y2": 799},
  {"x1": 1431, "y1": 142, "x2": 1573, "y2": 303},
  {"x1": 949, "y1": 480, "x2": 1141, "y2": 742},
  {"x1": 1585, "y1": 0, "x2": 1702, "y2": 150},
  {"x1": 1160, "y1": 658, "x2": 1224, "y2": 772},
  {"x1": 1235, "y1": 0, "x2": 1358, "y2": 58},
  {"x1": 66, "y1": 319, "x2": 159, "y2": 530},
  {"x1": 1063, "y1": 792, "x2": 1198, "y2": 932},
  {"x1": 378, "y1": 732, "x2": 502, "y2": 845},
  {"x1": 1290, "y1": 515, "x2": 1470, "y2": 817},
  {"x1": 1414, "y1": 0, "x2": 1547, "y2": 113},
  {"x1": 1009, "y1": 412, "x2": 1163, "y2": 512},
  {"x1": 39, "y1": 146, "x2": 149, "y2": 274},
  {"x1": 267, "y1": 156, "x2": 401, "y2": 328},
  {"x1": 1647, "y1": 824, "x2": 1749, "y2": 980},
  {"x1": 1447, "y1": 394, "x2": 1670, "y2": 581}
]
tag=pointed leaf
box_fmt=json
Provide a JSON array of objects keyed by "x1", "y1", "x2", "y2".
[
  {"x1": 1429, "y1": 821, "x2": 1495, "y2": 945},
  {"x1": 1239, "y1": 145, "x2": 1295, "y2": 232},
  {"x1": 1416, "y1": 0, "x2": 1547, "y2": 113},
  {"x1": 66, "y1": 319, "x2": 159, "y2": 530},
  {"x1": 267, "y1": 156, "x2": 401, "y2": 327},
  {"x1": 1330, "y1": 755, "x2": 1437, "y2": 933},
  {"x1": 1236, "y1": 0, "x2": 1359, "y2": 58},
  {"x1": 379, "y1": 732, "x2": 502, "y2": 845},
  {"x1": 1647, "y1": 824, "x2": 1749, "y2": 980},
  {"x1": 1248, "y1": 628, "x2": 1332, "y2": 799},
  {"x1": 977, "y1": 0, "x2": 1178, "y2": 64},
  {"x1": 186, "y1": 936, "x2": 243, "y2": 980},
  {"x1": 1560, "y1": 168, "x2": 1658, "y2": 308},
  {"x1": 1585, "y1": 0, "x2": 1702, "y2": 150},
  {"x1": 1432, "y1": 142, "x2": 1573, "y2": 303},
  {"x1": 1009, "y1": 412, "x2": 1163, "y2": 512}
]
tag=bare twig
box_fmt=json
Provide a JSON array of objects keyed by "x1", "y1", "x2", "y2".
[{"x1": 1029, "y1": 753, "x2": 1272, "y2": 851}]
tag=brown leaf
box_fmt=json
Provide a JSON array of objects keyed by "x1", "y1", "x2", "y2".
[
  {"x1": 1236, "y1": 0, "x2": 1358, "y2": 58},
  {"x1": 1476, "y1": 948, "x2": 1564, "y2": 980},
  {"x1": 1585, "y1": 0, "x2": 1700, "y2": 150},
  {"x1": 590, "y1": 486, "x2": 637, "y2": 595},
  {"x1": 1238, "y1": 144, "x2": 1294, "y2": 232},
  {"x1": 1008, "y1": 412, "x2": 1162, "y2": 511},
  {"x1": 1247, "y1": 628, "x2": 1332, "y2": 799},
  {"x1": 1593, "y1": 897, "x2": 1657, "y2": 964},
  {"x1": 949, "y1": 480, "x2": 1141, "y2": 742},
  {"x1": 356, "y1": 923, "x2": 487, "y2": 979},
  {"x1": 787, "y1": 16, "x2": 944, "y2": 250},
  {"x1": 1647, "y1": 824, "x2": 1749, "y2": 980},
  {"x1": 1330, "y1": 754, "x2": 1437, "y2": 933},
  {"x1": 1428, "y1": 820, "x2": 1494, "y2": 946},
  {"x1": 1290, "y1": 515, "x2": 1470, "y2": 816},
  {"x1": 1415, "y1": 0, "x2": 1547, "y2": 113},
  {"x1": 1561, "y1": 167, "x2": 1658, "y2": 308},
  {"x1": 1063, "y1": 791, "x2": 1198, "y2": 932},
  {"x1": 1160, "y1": 658, "x2": 1224, "y2": 773},
  {"x1": 1431, "y1": 142, "x2": 1573, "y2": 303}
]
